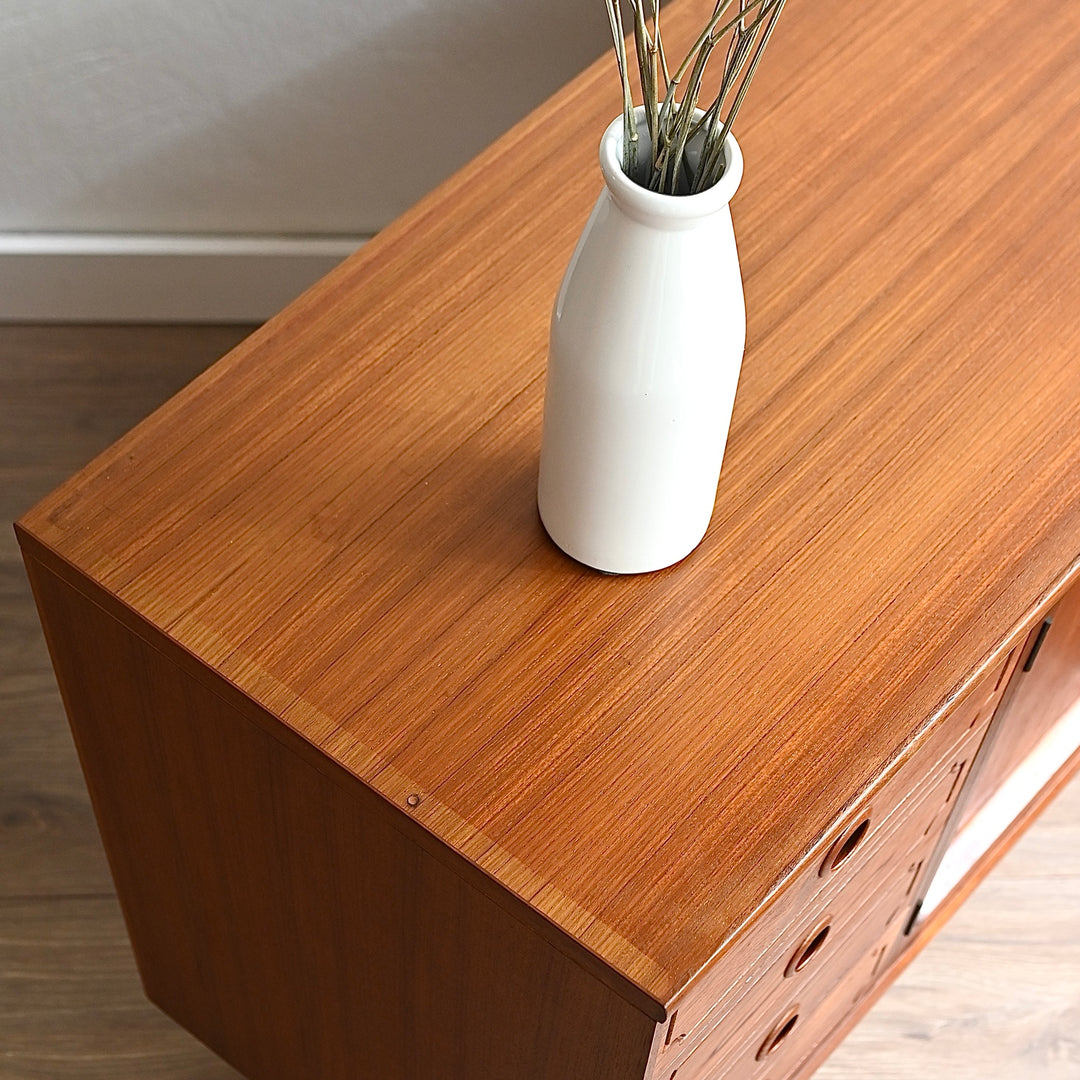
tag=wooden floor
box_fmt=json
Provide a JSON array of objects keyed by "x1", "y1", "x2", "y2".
[{"x1": 2, "y1": 325, "x2": 1078, "y2": 1079}]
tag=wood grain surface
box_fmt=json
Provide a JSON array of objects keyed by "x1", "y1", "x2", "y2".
[
  {"x1": 2, "y1": 326, "x2": 251, "y2": 1079},
  {"x1": 15, "y1": 0, "x2": 1080, "y2": 1005},
  {"x1": 4, "y1": 327, "x2": 1079, "y2": 1078},
  {"x1": 24, "y1": 557, "x2": 656, "y2": 1080},
  {"x1": 653, "y1": 656, "x2": 1010, "y2": 1077},
  {"x1": 960, "y1": 584, "x2": 1080, "y2": 830}
]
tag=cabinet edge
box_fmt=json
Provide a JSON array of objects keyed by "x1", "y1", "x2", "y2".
[
  {"x1": 665, "y1": 549, "x2": 1080, "y2": 1013},
  {"x1": 15, "y1": 524, "x2": 668, "y2": 1025}
]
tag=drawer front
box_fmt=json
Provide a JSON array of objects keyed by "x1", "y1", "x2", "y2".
[
  {"x1": 662, "y1": 734, "x2": 981, "y2": 1080},
  {"x1": 671, "y1": 852, "x2": 922, "y2": 1080},
  {"x1": 652, "y1": 653, "x2": 1010, "y2": 1077}
]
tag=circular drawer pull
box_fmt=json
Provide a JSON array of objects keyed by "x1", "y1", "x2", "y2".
[
  {"x1": 756, "y1": 1006, "x2": 800, "y2": 1061},
  {"x1": 820, "y1": 815, "x2": 871, "y2": 876},
  {"x1": 784, "y1": 919, "x2": 832, "y2": 977}
]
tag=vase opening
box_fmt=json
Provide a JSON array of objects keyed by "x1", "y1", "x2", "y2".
[
  {"x1": 612, "y1": 106, "x2": 734, "y2": 197},
  {"x1": 599, "y1": 107, "x2": 743, "y2": 227}
]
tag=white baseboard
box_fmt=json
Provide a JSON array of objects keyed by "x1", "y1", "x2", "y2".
[{"x1": 0, "y1": 233, "x2": 368, "y2": 323}]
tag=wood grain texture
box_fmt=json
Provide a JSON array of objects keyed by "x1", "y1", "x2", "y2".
[
  {"x1": 664, "y1": 681, "x2": 1015, "y2": 1080},
  {"x1": 1, "y1": 326, "x2": 252, "y2": 901},
  {"x1": 813, "y1": 766, "x2": 1080, "y2": 1080},
  {"x1": 781, "y1": 697, "x2": 1080, "y2": 1080},
  {"x1": 5, "y1": 326, "x2": 1080, "y2": 1079},
  {"x1": 960, "y1": 583, "x2": 1080, "y2": 830},
  {"x1": 1, "y1": 325, "x2": 252, "y2": 715},
  {"x1": 15, "y1": 0, "x2": 1080, "y2": 1011},
  {"x1": 23, "y1": 558, "x2": 657, "y2": 1080},
  {"x1": 1, "y1": 325, "x2": 254, "y2": 1079},
  {"x1": 654, "y1": 659, "x2": 1005, "y2": 1077},
  {"x1": 0, "y1": 896, "x2": 240, "y2": 1080}
]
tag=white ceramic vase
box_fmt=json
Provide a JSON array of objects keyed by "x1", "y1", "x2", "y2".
[{"x1": 537, "y1": 110, "x2": 746, "y2": 574}]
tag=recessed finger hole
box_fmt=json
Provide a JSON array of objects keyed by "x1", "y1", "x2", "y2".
[
  {"x1": 756, "y1": 1008, "x2": 799, "y2": 1061},
  {"x1": 821, "y1": 816, "x2": 871, "y2": 875},
  {"x1": 785, "y1": 920, "x2": 831, "y2": 977}
]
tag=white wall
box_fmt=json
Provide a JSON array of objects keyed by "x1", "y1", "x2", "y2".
[
  {"x1": 0, "y1": 0, "x2": 609, "y2": 235},
  {"x1": 0, "y1": 0, "x2": 610, "y2": 318}
]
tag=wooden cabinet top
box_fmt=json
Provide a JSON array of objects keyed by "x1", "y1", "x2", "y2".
[{"x1": 18, "y1": 0, "x2": 1080, "y2": 1012}]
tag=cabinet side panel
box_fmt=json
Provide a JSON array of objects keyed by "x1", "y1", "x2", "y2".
[{"x1": 24, "y1": 558, "x2": 655, "y2": 1080}]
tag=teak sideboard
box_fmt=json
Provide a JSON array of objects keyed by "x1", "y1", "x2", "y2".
[{"x1": 15, "y1": 0, "x2": 1080, "y2": 1077}]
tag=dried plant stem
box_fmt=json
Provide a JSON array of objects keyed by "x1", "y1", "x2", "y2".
[
  {"x1": 631, "y1": 1, "x2": 659, "y2": 143},
  {"x1": 649, "y1": 0, "x2": 671, "y2": 85},
  {"x1": 608, "y1": 0, "x2": 787, "y2": 195},
  {"x1": 605, "y1": 0, "x2": 638, "y2": 177},
  {"x1": 654, "y1": 0, "x2": 762, "y2": 160},
  {"x1": 694, "y1": 0, "x2": 775, "y2": 175},
  {"x1": 652, "y1": 35, "x2": 714, "y2": 192},
  {"x1": 694, "y1": 0, "x2": 787, "y2": 191}
]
